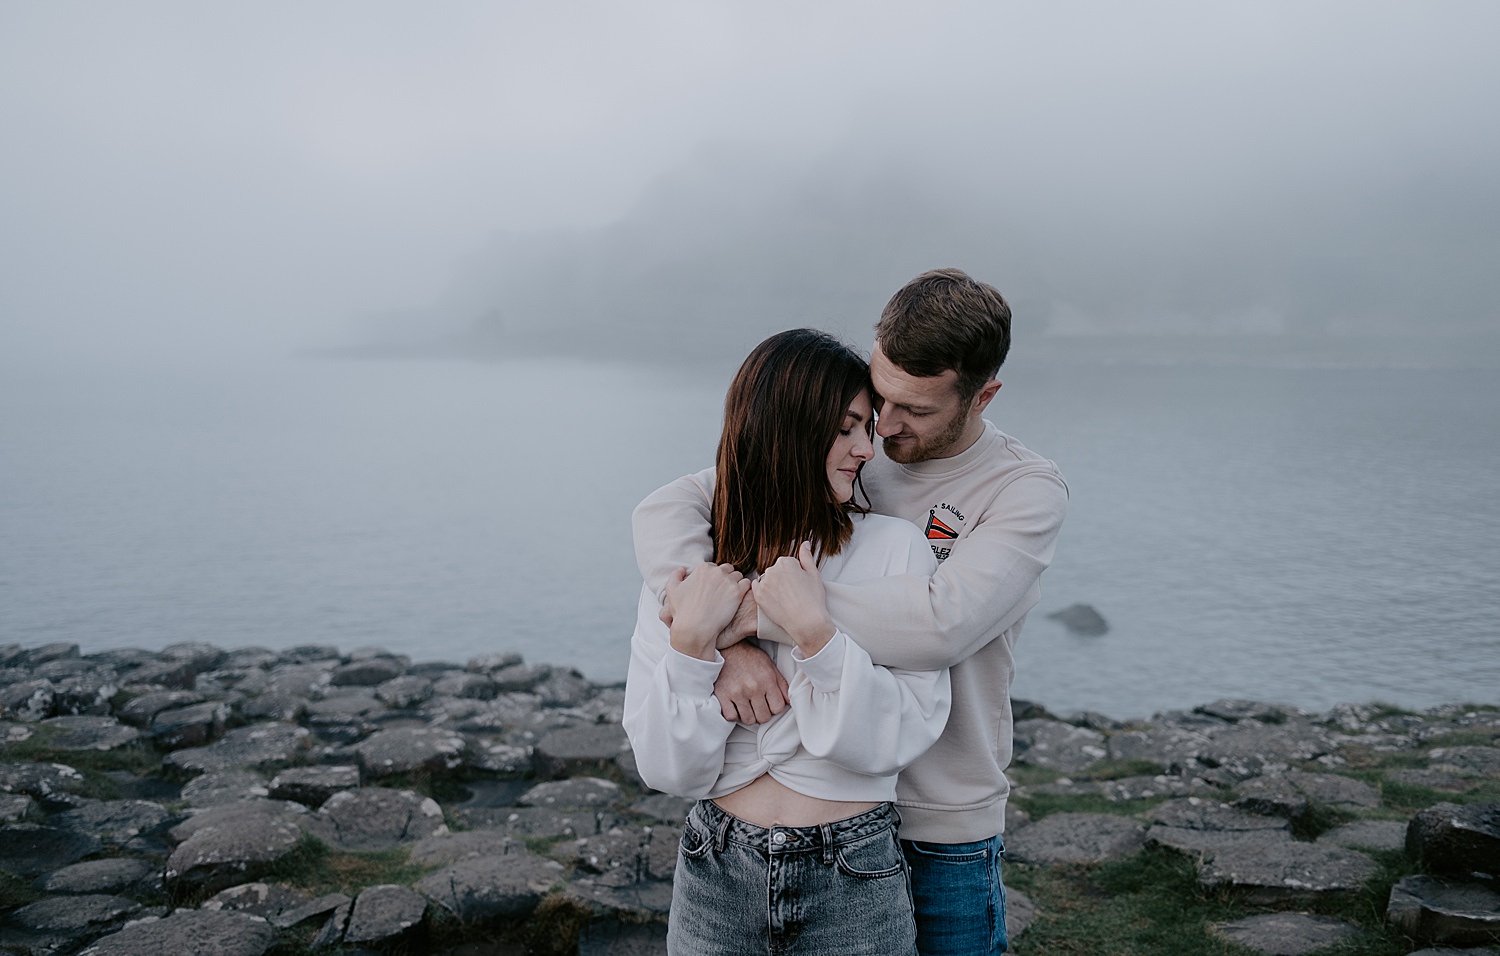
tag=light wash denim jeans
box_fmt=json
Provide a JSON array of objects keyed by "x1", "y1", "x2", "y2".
[
  {"x1": 901, "y1": 835, "x2": 1008, "y2": 955},
  {"x1": 667, "y1": 800, "x2": 917, "y2": 955}
]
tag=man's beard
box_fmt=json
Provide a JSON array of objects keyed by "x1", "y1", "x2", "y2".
[{"x1": 881, "y1": 405, "x2": 969, "y2": 464}]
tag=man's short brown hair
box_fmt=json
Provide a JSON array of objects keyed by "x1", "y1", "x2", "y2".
[{"x1": 875, "y1": 268, "x2": 1011, "y2": 400}]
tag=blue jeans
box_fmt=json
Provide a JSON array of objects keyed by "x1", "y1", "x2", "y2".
[
  {"x1": 901, "y1": 835, "x2": 1007, "y2": 955},
  {"x1": 668, "y1": 800, "x2": 917, "y2": 955}
]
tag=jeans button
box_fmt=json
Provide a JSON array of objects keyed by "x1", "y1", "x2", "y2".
[{"x1": 772, "y1": 831, "x2": 787, "y2": 845}]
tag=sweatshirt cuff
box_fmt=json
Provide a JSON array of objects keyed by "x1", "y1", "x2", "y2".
[
  {"x1": 663, "y1": 645, "x2": 724, "y2": 698},
  {"x1": 790, "y1": 630, "x2": 847, "y2": 689}
]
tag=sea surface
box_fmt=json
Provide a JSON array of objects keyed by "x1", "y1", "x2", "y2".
[{"x1": 2, "y1": 351, "x2": 1497, "y2": 718}]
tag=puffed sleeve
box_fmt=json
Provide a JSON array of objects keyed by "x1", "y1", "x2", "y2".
[{"x1": 621, "y1": 584, "x2": 735, "y2": 798}]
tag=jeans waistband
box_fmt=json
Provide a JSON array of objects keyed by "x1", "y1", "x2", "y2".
[{"x1": 694, "y1": 799, "x2": 897, "y2": 853}]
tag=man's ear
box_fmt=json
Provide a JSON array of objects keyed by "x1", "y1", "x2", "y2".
[{"x1": 970, "y1": 380, "x2": 1002, "y2": 415}]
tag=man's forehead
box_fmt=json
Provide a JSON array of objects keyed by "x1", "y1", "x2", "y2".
[{"x1": 870, "y1": 345, "x2": 961, "y2": 402}]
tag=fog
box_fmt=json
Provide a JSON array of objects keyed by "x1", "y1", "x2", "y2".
[{"x1": 3, "y1": 1, "x2": 1498, "y2": 367}]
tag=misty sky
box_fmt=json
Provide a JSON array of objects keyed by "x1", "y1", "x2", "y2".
[{"x1": 3, "y1": 1, "x2": 1498, "y2": 365}]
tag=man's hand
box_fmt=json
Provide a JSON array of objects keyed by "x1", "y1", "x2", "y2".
[
  {"x1": 714, "y1": 588, "x2": 758, "y2": 649},
  {"x1": 713, "y1": 641, "x2": 790, "y2": 724}
]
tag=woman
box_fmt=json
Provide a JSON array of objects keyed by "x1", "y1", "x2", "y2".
[{"x1": 623, "y1": 329, "x2": 950, "y2": 956}]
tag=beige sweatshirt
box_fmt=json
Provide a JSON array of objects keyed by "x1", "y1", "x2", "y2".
[{"x1": 632, "y1": 420, "x2": 1068, "y2": 843}]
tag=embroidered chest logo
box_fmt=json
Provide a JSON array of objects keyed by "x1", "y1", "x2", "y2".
[{"x1": 923, "y1": 503, "x2": 967, "y2": 562}]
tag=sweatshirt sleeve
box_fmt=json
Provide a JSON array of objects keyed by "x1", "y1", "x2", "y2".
[
  {"x1": 621, "y1": 584, "x2": 735, "y2": 798},
  {"x1": 632, "y1": 468, "x2": 717, "y2": 600},
  {"x1": 787, "y1": 632, "x2": 951, "y2": 776},
  {"x1": 823, "y1": 468, "x2": 1069, "y2": 672}
]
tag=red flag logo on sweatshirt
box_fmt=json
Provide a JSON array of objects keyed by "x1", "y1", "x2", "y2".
[{"x1": 924, "y1": 513, "x2": 959, "y2": 540}]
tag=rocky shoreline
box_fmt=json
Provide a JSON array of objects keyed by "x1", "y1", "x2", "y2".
[{"x1": 0, "y1": 641, "x2": 1495, "y2": 955}]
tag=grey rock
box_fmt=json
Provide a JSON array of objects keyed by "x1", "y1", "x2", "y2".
[
  {"x1": 1407, "y1": 803, "x2": 1500, "y2": 876},
  {"x1": 120, "y1": 658, "x2": 198, "y2": 690},
  {"x1": 562, "y1": 877, "x2": 675, "y2": 918},
  {"x1": 550, "y1": 826, "x2": 678, "y2": 885},
  {"x1": 0, "y1": 824, "x2": 100, "y2": 876},
  {"x1": 1106, "y1": 725, "x2": 1213, "y2": 771},
  {"x1": 165, "y1": 801, "x2": 306, "y2": 894},
  {"x1": 1006, "y1": 887, "x2": 1038, "y2": 943},
  {"x1": 24, "y1": 644, "x2": 80, "y2": 666},
  {"x1": 1046, "y1": 602, "x2": 1108, "y2": 636},
  {"x1": 268, "y1": 764, "x2": 360, "y2": 807},
  {"x1": 411, "y1": 829, "x2": 523, "y2": 866},
  {"x1": 453, "y1": 805, "x2": 627, "y2": 840},
  {"x1": 1196, "y1": 719, "x2": 1337, "y2": 780},
  {"x1": 518, "y1": 777, "x2": 624, "y2": 810},
  {"x1": 52, "y1": 674, "x2": 123, "y2": 716},
  {"x1": 164, "y1": 723, "x2": 310, "y2": 774},
  {"x1": 36, "y1": 715, "x2": 139, "y2": 751},
  {"x1": 1404, "y1": 949, "x2": 1499, "y2": 956},
  {"x1": 432, "y1": 672, "x2": 500, "y2": 700},
  {"x1": 343, "y1": 884, "x2": 428, "y2": 944},
  {"x1": 149, "y1": 701, "x2": 230, "y2": 749},
  {"x1": 330, "y1": 657, "x2": 406, "y2": 687},
  {"x1": 1100, "y1": 774, "x2": 1218, "y2": 802},
  {"x1": 1209, "y1": 912, "x2": 1359, "y2": 955},
  {"x1": 159, "y1": 642, "x2": 227, "y2": 674},
  {"x1": 202, "y1": 881, "x2": 313, "y2": 921},
  {"x1": 302, "y1": 690, "x2": 385, "y2": 741},
  {"x1": 535, "y1": 723, "x2": 631, "y2": 779},
  {"x1": 467, "y1": 738, "x2": 534, "y2": 773},
  {"x1": 301, "y1": 787, "x2": 447, "y2": 851},
  {"x1": 77, "y1": 909, "x2": 277, "y2": 956},
  {"x1": 466, "y1": 652, "x2": 523, "y2": 674},
  {"x1": 1389, "y1": 768, "x2": 1483, "y2": 793},
  {"x1": 54, "y1": 800, "x2": 171, "y2": 846},
  {"x1": 265, "y1": 661, "x2": 336, "y2": 695},
  {"x1": 278, "y1": 644, "x2": 341, "y2": 664},
  {"x1": 0, "y1": 761, "x2": 89, "y2": 805},
  {"x1": 1002, "y1": 812, "x2": 1146, "y2": 864},
  {"x1": 1198, "y1": 841, "x2": 1379, "y2": 904},
  {"x1": 224, "y1": 646, "x2": 281, "y2": 669},
  {"x1": 631, "y1": 793, "x2": 694, "y2": 825},
  {"x1": 270, "y1": 891, "x2": 351, "y2": 929},
  {"x1": 237, "y1": 691, "x2": 306, "y2": 722},
  {"x1": 0, "y1": 792, "x2": 38, "y2": 822},
  {"x1": 356, "y1": 726, "x2": 467, "y2": 777},
  {"x1": 490, "y1": 663, "x2": 552, "y2": 693},
  {"x1": 1146, "y1": 798, "x2": 1293, "y2": 860},
  {"x1": 34, "y1": 857, "x2": 155, "y2": 895},
  {"x1": 535, "y1": 668, "x2": 594, "y2": 707},
  {"x1": 1196, "y1": 699, "x2": 1290, "y2": 724},
  {"x1": 0, "y1": 721, "x2": 36, "y2": 745},
  {"x1": 1012, "y1": 719, "x2": 1108, "y2": 773},
  {"x1": 180, "y1": 769, "x2": 269, "y2": 808},
  {"x1": 168, "y1": 798, "x2": 306, "y2": 842},
  {"x1": 1430, "y1": 747, "x2": 1500, "y2": 779},
  {"x1": 416, "y1": 849, "x2": 566, "y2": 921},
  {"x1": 374, "y1": 675, "x2": 433, "y2": 708},
  {"x1": 1317, "y1": 819, "x2": 1408, "y2": 852},
  {"x1": 1235, "y1": 771, "x2": 1381, "y2": 820},
  {"x1": 1388, "y1": 875, "x2": 1500, "y2": 948},
  {"x1": 117, "y1": 690, "x2": 205, "y2": 727},
  {"x1": 0, "y1": 680, "x2": 58, "y2": 721},
  {"x1": 9, "y1": 894, "x2": 140, "y2": 935}
]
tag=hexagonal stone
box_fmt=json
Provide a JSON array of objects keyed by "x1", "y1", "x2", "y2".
[
  {"x1": 329, "y1": 658, "x2": 406, "y2": 687},
  {"x1": 453, "y1": 805, "x2": 628, "y2": 839},
  {"x1": 1387, "y1": 768, "x2": 1481, "y2": 792},
  {"x1": 490, "y1": 663, "x2": 551, "y2": 693},
  {"x1": 1407, "y1": 802, "x2": 1500, "y2": 875},
  {"x1": 1234, "y1": 771, "x2": 1380, "y2": 821},
  {"x1": 268, "y1": 764, "x2": 360, "y2": 807},
  {"x1": 53, "y1": 800, "x2": 172, "y2": 847},
  {"x1": 301, "y1": 787, "x2": 447, "y2": 851},
  {"x1": 150, "y1": 701, "x2": 231, "y2": 749},
  {"x1": 1317, "y1": 819, "x2": 1407, "y2": 852},
  {"x1": 1209, "y1": 913, "x2": 1359, "y2": 955},
  {"x1": 631, "y1": 793, "x2": 694, "y2": 825},
  {"x1": 1012, "y1": 719, "x2": 1107, "y2": 773},
  {"x1": 535, "y1": 723, "x2": 631, "y2": 779},
  {"x1": 416, "y1": 848, "x2": 566, "y2": 921},
  {"x1": 77, "y1": 909, "x2": 276, "y2": 956},
  {"x1": 118, "y1": 690, "x2": 206, "y2": 727},
  {"x1": 164, "y1": 723, "x2": 310, "y2": 774},
  {"x1": 374, "y1": 676, "x2": 433, "y2": 709},
  {"x1": 342, "y1": 884, "x2": 428, "y2": 945},
  {"x1": 9, "y1": 894, "x2": 141, "y2": 935},
  {"x1": 1388, "y1": 875, "x2": 1500, "y2": 948},
  {"x1": 0, "y1": 824, "x2": 100, "y2": 876},
  {"x1": 1198, "y1": 842, "x2": 1379, "y2": 904},
  {"x1": 0, "y1": 679, "x2": 57, "y2": 721},
  {"x1": 1106, "y1": 726, "x2": 1213, "y2": 771},
  {"x1": 410, "y1": 829, "x2": 523, "y2": 867},
  {"x1": 517, "y1": 777, "x2": 624, "y2": 810},
  {"x1": 1196, "y1": 720, "x2": 1337, "y2": 781},
  {"x1": 202, "y1": 881, "x2": 314, "y2": 922},
  {"x1": 165, "y1": 802, "x2": 307, "y2": 895},
  {"x1": 355, "y1": 726, "x2": 467, "y2": 778},
  {"x1": 1003, "y1": 812, "x2": 1146, "y2": 865},
  {"x1": 0, "y1": 761, "x2": 88, "y2": 805},
  {"x1": 535, "y1": 669, "x2": 595, "y2": 707},
  {"x1": 1145, "y1": 798, "x2": 1292, "y2": 860},
  {"x1": 180, "y1": 769, "x2": 270, "y2": 808},
  {"x1": 37, "y1": 716, "x2": 140, "y2": 751},
  {"x1": 467, "y1": 738, "x2": 534, "y2": 773},
  {"x1": 432, "y1": 673, "x2": 499, "y2": 700},
  {"x1": 549, "y1": 825, "x2": 678, "y2": 886},
  {"x1": 35, "y1": 857, "x2": 155, "y2": 895}
]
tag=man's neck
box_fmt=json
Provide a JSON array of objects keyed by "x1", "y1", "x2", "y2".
[{"x1": 931, "y1": 416, "x2": 988, "y2": 461}]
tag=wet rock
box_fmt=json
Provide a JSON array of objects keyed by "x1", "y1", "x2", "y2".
[
  {"x1": 1198, "y1": 841, "x2": 1379, "y2": 904},
  {"x1": 164, "y1": 723, "x2": 311, "y2": 774},
  {"x1": 1012, "y1": 719, "x2": 1107, "y2": 773},
  {"x1": 165, "y1": 801, "x2": 307, "y2": 895},
  {"x1": 1209, "y1": 912, "x2": 1359, "y2": 955},
  {"x1": 1388, "y1": 875, "x2": 1500, "y2": 948},
  {"x1": 1003, "y1": 812, "x2": 1146, "y2": 864},
  {"x1": 117, "y1": 690, "x2": 206, "y2": 727},
  {"x1": 1407, "y1": 802, "x2": 1500, "y2": 876},
  {"x1": 54, "y1": 800, "x2": 172, "y2": 847},
  {"x1": 341, "y1": 884, "x2": 429, "y2": 946},
  {"x1": 78, "y1": 908, "x2": 277, "y2": 956},
  {"x1": 149, "y1": 701, "x2": 231, "y2": 749},
  {"x1": 180, "y1": 769, "x2": 269, "y2": 808},
  {"x1": 1234, "y1": 771, "x2": 1381, "y2": 820},
  {"x1": 375, "y1": 675, "x2": 433, "y2": 709},
  {"x1": 416, "y1": 848, "x2": 566, "y2": 921},
  {"x1": 0, "y1": 824, "x2": 100, "y2": 876},
  {"x1": 8, "y1": 894, "x2": 140, "y2": 935},
  {"x1": 36, "y1": 715, "x2": 140, "y2": 751},
  {"x1": 301, "y1": 787, "x2": 447, "y2": 851},
  {"x1": 534, "y1": 723, "x2": 631, "y2": 779},
  {"x1": 356, "y1": 726, "x2": 467, "y2": 778},
  {"x1": 1196, "y1": 699, "x2": 1290, "y2": 724},
  {"x1": 34, "y1": 857, "x2": 155, "y2": 895},
  {"x1": 518, "y1": 777, "x2": 624, "y2": 810},
  {"x1": 1317, "y1": 819, "x2": 1408, "y2": 852},
  {"x1": 268, "y1": 764, "x2": 359, "y2": 807},
  {"x1": 1046, "y1": 603, "x2": 1108, "y2": 636},
  {"x1": 330, "y1": 657, "x2": 407, "y2": 687}
]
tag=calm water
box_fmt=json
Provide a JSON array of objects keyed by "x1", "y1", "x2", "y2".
[{"x1": 2, "y1": 354, "x2": 1497, "y2": 718}]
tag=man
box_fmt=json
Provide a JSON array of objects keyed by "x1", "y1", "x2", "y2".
[{"x1": 633, "y1": 268, "x2": 1067, "y2": 955}]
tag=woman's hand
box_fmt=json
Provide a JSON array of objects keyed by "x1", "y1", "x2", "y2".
[
  {"x1": 752, "y1": 542, "x2": 836, "y2": 657},
  {"x1": 669, "y1": 563, "x2": 751, "y2": 661}
]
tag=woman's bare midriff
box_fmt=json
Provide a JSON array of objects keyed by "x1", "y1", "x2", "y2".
[{"x1": 712, "y1": 773, "x2": 879, "y2": 828}]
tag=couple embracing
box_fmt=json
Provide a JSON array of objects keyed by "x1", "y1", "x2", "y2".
[{"x1": 624, "y1": 268, "x2": 1069, "y2": 955}]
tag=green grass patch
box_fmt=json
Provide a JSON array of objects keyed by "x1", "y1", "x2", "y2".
[
  {"x1": 1007, "y1": 765, "x2": 1064, "y2": 788},
  {"x1": 261, "y1": 836, "x2": 437, "y2": 898},
  {"x1": 1419, "y1": 730, "x2": 1499, "y2": 749},
  {"x1": 1085, "y1": 759, "x2": 1170, "y2": 781}
]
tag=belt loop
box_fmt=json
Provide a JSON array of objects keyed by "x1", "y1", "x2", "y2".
[
  {"x1": 714, "y1": 811, "x2": 731, "y2": 854},
  {"x1": 820, "y1": 823, "x2": 835, "y2": 865}
]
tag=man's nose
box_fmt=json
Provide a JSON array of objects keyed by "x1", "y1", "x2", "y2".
[{"x1": 875, "y1": 411, "x2": 903, "y2": 438}]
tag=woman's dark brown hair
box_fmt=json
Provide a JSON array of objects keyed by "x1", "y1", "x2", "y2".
[{"x1": 712, "y1": 329, "x2": 872, "y2": 575}]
